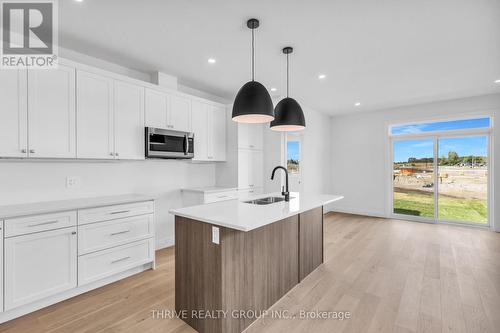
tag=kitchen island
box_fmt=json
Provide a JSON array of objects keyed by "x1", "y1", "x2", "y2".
[{"x1": 169, "y1": 193, "x2": 343, "y2": 333}]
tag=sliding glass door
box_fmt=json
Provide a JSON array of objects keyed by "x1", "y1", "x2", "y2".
[
  {"x1": 390, "y1": 117, "x2": 490, "y2": 226},
  {"x1": 437, "y1": 136, "x2": 488, "y2": 224},
  {"x1": 393, "y1": 139, "x2": 435, "y2": 218}
]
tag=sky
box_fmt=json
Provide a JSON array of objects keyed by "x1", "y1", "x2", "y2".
[
  {"x1": 287, "y1": 141, "x2": 300, "y2": 161},
  {"x1": 392, "y1": 118, "x2": 489, "y2": 162},
  {"x1": 394, "y1": 136, "x2": 487, "y2": 162},
  {"x1": 391, "y1": 117, "x2": 490, "y2": 135}
]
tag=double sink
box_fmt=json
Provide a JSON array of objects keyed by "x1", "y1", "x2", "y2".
[{"x1": 243, "y1": 196, "x2": 292, "y2": 205}]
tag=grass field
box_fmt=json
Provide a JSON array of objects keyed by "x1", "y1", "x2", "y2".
[{"x1": 393, "y1": 191, "x2": 487, "y2": 224}]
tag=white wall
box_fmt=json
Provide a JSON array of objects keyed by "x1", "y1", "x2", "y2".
[
  {"x1": 0, "y1": 160, "x2": 216, "y2": 248},
  {"x1": 327, "y1": 93, "x2": 500, "y2": 231},
  {"x1": 300, "y1": 106, "x2": 332, "y2": 194}
]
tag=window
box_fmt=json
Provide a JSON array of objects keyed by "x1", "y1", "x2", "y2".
[
  {"x1": 287, "y1": 140, "x2": 300, "y2": 174},
  {"x1": 390, "y1": 117, "x2": 490, "y2": 225},
  {"x1": 390, "y1": 117, "x2": 490, "y2": 136}
]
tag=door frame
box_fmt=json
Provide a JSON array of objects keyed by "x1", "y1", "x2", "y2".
[{"x1": 388, "y1": 123, "x2": 493, "y2": 228}]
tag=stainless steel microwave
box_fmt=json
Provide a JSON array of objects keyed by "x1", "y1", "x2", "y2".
[{"x1": 145, "y1": 127, "x2": 194, "y2": 159}]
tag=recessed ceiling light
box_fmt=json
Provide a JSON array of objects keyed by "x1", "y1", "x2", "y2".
[
  {"x1": 318, "y1": 74, "x2": 326, "y2": 80},
  {"x1": 207, "y1": 58, "x2": 216, "y2": 64},
  {"x1": 270, "y1": 87, "x2": 277, "y2": 92},
  {"x1": 495, "y1": 79, "x2": 500, "y2": 84},
  {"x1": 74, "y1": 0, "x2": 84, "y2": 2},
  {"x1": 354, "y1": 102, "x2": 361, "y2": 107}
]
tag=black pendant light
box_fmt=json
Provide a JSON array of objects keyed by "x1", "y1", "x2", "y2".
[
  {"x1": 270, "y1": 47, "x2": 306, "y2": 131},
  {"x1": 232, "y1": 19, "x2": 274, "y2": 123}
]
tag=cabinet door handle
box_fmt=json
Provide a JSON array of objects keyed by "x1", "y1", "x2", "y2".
[
  {"x1": 115, "y1": 152, "x2": 119, "y2": 157},
  {"x1": 111, "y1": 256, "x2": 131, "y2": 264},
  {"x1": 109, "y1": 210, "x2": 130, "y2": 215},
  {"x1": 71, "y1": 231, "x2": 77, "y2": 235},
  {"x1": 110, "y1": 152, "x2": 115, "y2": 156},
  {"x1": 21, "y1": 149, "x2": 27, "y2": 153},
  {"x1": 29, "y1": 149, "x2": 35, "y2": 154},
  {"x1": 110, "y1": 230, "x2": 130, "y2": 236},
  {"x1": 28, "y1": 220, "x2": 58, "y2": 227}
]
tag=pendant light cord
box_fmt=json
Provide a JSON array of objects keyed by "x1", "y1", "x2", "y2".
[
  {"x1": 286, "y1": 53, "x2": 289, "y2": 97},
  {"x1": 251, "y1": 27, "x2": 255, "y2": 81}
]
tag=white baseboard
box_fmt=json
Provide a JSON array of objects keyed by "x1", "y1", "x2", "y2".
[{"x1": 156, "y1": 236, "x2": 174, "y2": 250}]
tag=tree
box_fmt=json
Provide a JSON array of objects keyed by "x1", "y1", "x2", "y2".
[{"x1": 448, "y1": 151, "x2": 459, "y2": 165}]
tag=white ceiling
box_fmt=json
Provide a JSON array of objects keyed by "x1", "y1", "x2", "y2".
[{"x1": 59, "y1": 0, "x2": 500, "y2": 115}]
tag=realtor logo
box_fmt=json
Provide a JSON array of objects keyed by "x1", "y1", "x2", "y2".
[{"x1": 1, "y1": 0, "x2": 58, "y2": 68}]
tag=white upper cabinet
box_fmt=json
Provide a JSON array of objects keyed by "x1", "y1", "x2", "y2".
[
  {"x1": 191, "y1": 101, "x2": 226, "y2": 162},
  {"x1": 0, "y1": 70, "x2": 28, "y2": 158},
  {"x1": 238, "y1": 123, "x2": 263, "y2": 150},
  {"x1": 0, "y1": 58, "x2": 224, "y2": 161},
  {"x1": 144, "y1": 88, "x2": 168, "y2": 129},
  {"x1": 114, "y1": 81, "x2": 145, "y2": 160},
  {"x1": 191, "y1": 100, "x2": 209, "y2": 161},
  {"x1": 145, "y1": 89, "x2": 191, "y2": 132},
  {"x1": 169, "y1": 94, "x2": 191, "y2": 132},
  {"x1": 77, "y1": 70, "x2": 114, "y2": 159},
  {"x1": 27, "y1": 65, "x2": 76, "y2": 158},
  {"x1": 210, "y1": 105, "x2": 226, "y2": 161}
]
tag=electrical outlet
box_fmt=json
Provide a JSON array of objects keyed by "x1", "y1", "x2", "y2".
[
  {"x1": 212, "y1": 226, "x2": 219, "y2": 245},
  {"x1": 66, "y1": 176, "x2": 81, "y2": 189}
]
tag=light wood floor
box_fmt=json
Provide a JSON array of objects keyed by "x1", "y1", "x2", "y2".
[{"x1": 1, "y1": 213, "x2": 499, "y2": 333}]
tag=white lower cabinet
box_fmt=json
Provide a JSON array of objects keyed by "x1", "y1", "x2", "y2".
[
  {"x1": 4, "y1": 227, "x2": 77, "y2": 310},
  {"x1": 0, "y1": 199, "x2": 155, "y2": 322},
  {"x1": 182, "y1": 189, "x2": 238, "y2": 207},
  {"x1": 78, "y1": 238, "x2": 154, "y2": 285}
]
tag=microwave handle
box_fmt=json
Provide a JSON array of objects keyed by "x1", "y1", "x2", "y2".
[{"x1": 184, "y1": 134, "x2": 188, "y2": 155}]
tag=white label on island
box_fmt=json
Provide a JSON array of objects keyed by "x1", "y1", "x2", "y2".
[{"x1": 212, "y1": 226, "x2": 219, "y2": 244}]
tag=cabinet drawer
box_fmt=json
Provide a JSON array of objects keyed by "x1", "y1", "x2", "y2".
[
  {"x1": 78, "y1": 201, "x2": 154, "y2": 225},
  {"x1": 78, "y1": 239, "x2": 154, "y2": 285},
  {"x1": 78, "y1": 214, "x2": 154, "y2": 255},
  {"x1": 204, "y1": 190, "x2": 238, "y2": 203},
  {"x1": 4, "y1": 211, "x2": 77, "y2": 237}
]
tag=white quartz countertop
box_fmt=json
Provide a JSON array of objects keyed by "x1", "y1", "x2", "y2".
[
  {"x1": 181, "y1": 186, "x2": 237, "y2": 194},
  {"x1": 0, "y1": 194, "x2": 155, "y2": 220},
  {"x1": 169, "y1": 192, "x2": 343, "y2": 232}
]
